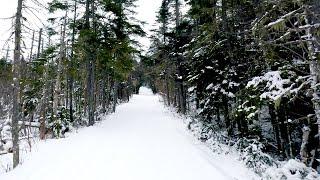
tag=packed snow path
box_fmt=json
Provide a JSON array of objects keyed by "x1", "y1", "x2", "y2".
[{"x1": 0, "y1": 87, "x2": 255, "y2": 180}]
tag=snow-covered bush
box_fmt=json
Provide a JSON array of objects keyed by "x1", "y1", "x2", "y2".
[
  {"x1": 187, "y1": 116, "x2": 274, "y2": 171},
  {"x1": 48, "y1": 107, "x2": 72, "y2": 138},
  {"x1": 235, "y1": 138, "x2": 277, "y2": 175},
  {"x1": 188, "y1": 114, "x2": 320, "y2": 179},
  {"x1": 264, "y1": 159, "x2": 319, "y2": 180},
  {"x1": 0, "y1": 120, "x2": 12, "y2": 153},
  {"x1": 187, "y1": 118, "x2": 208, "y2": 139},
  {"x1": 186, "y1": 117, "x2": 319, "y2": 179},
  {"x1": 233, "y1": 92, "x2": 262, "y2": 136}
]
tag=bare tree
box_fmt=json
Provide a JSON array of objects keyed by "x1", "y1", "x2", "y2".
[{"x1": 12, "y1": 0, "x2": 23, "y2": 168}]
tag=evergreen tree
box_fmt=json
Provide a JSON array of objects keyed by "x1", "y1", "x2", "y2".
[{"x1": 142, "y1": 0, "x2": 320, "y2": 171}]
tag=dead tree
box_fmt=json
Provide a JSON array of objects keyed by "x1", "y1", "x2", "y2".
[{"x1": 12, "y1": 0, "x2": 23, "y2": 168}]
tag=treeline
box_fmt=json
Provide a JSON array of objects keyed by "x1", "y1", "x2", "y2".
[
  {"x1": 142, "y1": 0, "x2": 320, "y2": 171},
  {"x1": 0, "y1": 0, "x2": 143, "y2": 168}
]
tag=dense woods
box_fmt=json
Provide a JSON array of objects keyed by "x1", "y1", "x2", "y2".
[
  {"x1": 1, "y1": 0, "x2": 320, "y2": 177},
  {"x1": 141, "y1": 0, "x2": 320, "y2": 173},
  {"x1": 0, "y1": 0, "x2": 144, "y2": 169}
]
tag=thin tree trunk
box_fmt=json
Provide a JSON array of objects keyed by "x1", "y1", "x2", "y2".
[
  {"x1": 41, "y1": 39, "x2": 44, "y2": 54},
  {"x1": 102, "y1": 78, "x2": 107, "y2": 113},
  {"x1": 5, "y1": 46, "x2": 10, "y2": 60},
  {"x1": 113, "y1": 81, "x2": 118, "y2": 113},
  {"x1": 221, "y1": 0, "x2": 227, "y2": 30},
  {"x1": 39, "y1": 39, "x2": 52, "y2": 140},
  {"x1": 276, "y1": 99, "x2": 291, "y2": 159},
  {"x1": 85, "y1": 0, "x2": 95, "y2": 126},
  {"x1": 106, "y1": 75, "x2": 111, "y2": 110},
  {"x1": 300, "y1": 125, "x2": 311, "y2": 163},
  {"x1": 165, "y1": 73, "x2": 170, "y2": 106},
  {"x1": 69, "y1": 0, "x2": 77, "y2": 123},
  {"x1": 12, "y1": 0, "x2": 23, "y2": 168},
  {"x1": 37, "y1": 28, "x2": 42, "y2": 59},
  {"x1": 222, "y1": 95, "x2": 231, "y2": 135},
  {"x1": 216, "y1": 103, "x2": 221, "y2": 128},
  {"x1": 174, "y1": 1, "x2": 186, "y2": 114},
  {"x1": 53, "y1": 11, "x2": 68, "y2": 132},
  {"x1": 269, "y1": 103, "x2": 282, "y2": 155},
  {"x1": 29, "y1": 30, "x2": 35, "y2": 60}
]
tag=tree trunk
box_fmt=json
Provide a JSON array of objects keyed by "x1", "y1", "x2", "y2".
[
  {"x1": 37, "y1": 28, "x2": 42, "y2": 59},
  {"x1": 112, "y1": 81, "x2": 118, "y2": 113},
  {"x1": 39, "y1": 53, "x2": 51, "y2": 140},
  {"x1": 276, "y1": 99, "x2": 292, "y2": 159},
  {"x1": 221, "y1": 0, "x2": 227, "y2": 31},
  {"x1": 69, "y1": 0, "x2": 77, "y2": 123},
  {"x1": 41, "y1": 39, "x2": 44, "y2": 54},
  {"x1": 174, "y1": 0, "x2": 186, "y2": 114},
  {"x1": 178, "y1": 81, "x2": 186, "y2": 114},
  {"x1": 29, "y1": 30, "x2": 35, "y2": 60},
  {"x1": 305, "y1": 5, "x2": 320, "y2": 149},
  {"x1": 269, "y1": 103, "x2": 282, "y2": 155},
  {"x1": 53, "y1": 11, "x2": 67, "y2": 131},
  {"x1": 216, "y1": 104, "x2": 221, "y2": 128},
  {"x1": 5, "y1": 46, "x2": 10, "y2": 60},
  {"x1": 102, "y1": 78, "x2": 107, "y2": 113},
  {"x1": 300, "y1": 125, "x2": 311, "y2": 163},
  {"x1": 165, "y1": 73, "x2": 170, "y2": 106},
  {"x1": 106, "y1": 75, "x2": 111, "y2": 111},
  {"x1": 85, "y1": 0, "x2": 95, "y2": 126},
  {"x1": 222, "y1": 95, "x2": 231, "y2": 135},
  {"x1": 12, "y1": 0, "x2": 23, "y2": 168}
]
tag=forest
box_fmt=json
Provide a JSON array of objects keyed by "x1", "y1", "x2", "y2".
[
  {"x1": 141, "y1": 0, "x2": 320, "y2": 174},
  {"x1": 1, "y1": 0, "x2": 320, "y2": 179}
]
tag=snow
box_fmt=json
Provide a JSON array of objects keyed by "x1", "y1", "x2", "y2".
[
  {"x1": 0, "y1": 140, "x2": 32, "y2": 174},
  {"x1": 264, "y1": 159, "x2": 319, "y2": 179},
  {"x1": 205, "y1": 83, "x2": 213, "y2": 90},
  {"x1": 266, "y1": 18, "x2": 284, "y2": 27},
  {"x1": 2, "y1": 141, "x2": 12, "y2": 152},
  {"x1": 246, "y1": 71, "x2": 292, "y2": 100},
  {"x1": 138, "y1": 86, "x2": 153, "y2": 95},
  {"x1": 187, "y1": 86, "x2": 195, "y2": 92},
  {"x1": 266, "y1": 8, "x2": 301, "y2": 28},
  {"x1": 193, "y1": 47, "x2": 205, "y2": 58},
  {"x1": 0, "y1": 87, "x2": 257, "y2": 180},
  {"x1": 299, "y1": 23, "x2": 320, "y2": 30}
]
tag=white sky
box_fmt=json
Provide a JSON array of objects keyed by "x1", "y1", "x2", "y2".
[
  {"x1": 134, "y1": 0, "x2": 162, "y2": 52},
  {"x1": 0, "y1": 0, "x2": 164, "y2": 59},
  {"x1": 0, "y1": 1, "x2": 18, "y2": 58}
]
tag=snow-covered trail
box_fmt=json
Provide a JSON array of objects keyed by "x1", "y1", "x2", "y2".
[{"x1": 0, "y1": 87, "x2": 255, "y2": 180}]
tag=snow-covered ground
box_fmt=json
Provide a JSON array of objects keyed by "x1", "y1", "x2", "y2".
[{"x1": 0, "y1": 87, "x2": 258, "y2": 180}]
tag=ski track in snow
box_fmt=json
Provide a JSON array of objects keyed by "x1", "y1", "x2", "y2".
[{"x1": 0, "y1": 87, "x2": 257, "y2": 180}]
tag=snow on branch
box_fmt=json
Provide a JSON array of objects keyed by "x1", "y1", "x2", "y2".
[
  {"x1": 246, "y1": 71, "x2": 294, "y2": 101},
  {"x1": 265, "y1": 7, "x2": 303, "y2": 29}
]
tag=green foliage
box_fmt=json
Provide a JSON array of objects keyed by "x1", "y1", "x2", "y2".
[
  {"x1": 0, "y1": 58, "x2": 12, "y2": 80},
  {"x1": 49, "y1": 107, "x2": 72, "y2": 138},
  {"x1": 48, "y1": 0, "x2": 69, "y2": 13},
  {"x1": 143, "y1": 0, "x2": 320, "y2": 171},
  {"x1": 235, "y1": 138, "x2": 277, "y2": 175}
]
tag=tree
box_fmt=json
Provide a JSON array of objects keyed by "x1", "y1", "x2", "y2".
[
  {"x1": 12, "y1": 0, "x2": 23, "y2": 168},
  {"x1": 144, "y1": 0, "x2": 320, "y2": 172}
]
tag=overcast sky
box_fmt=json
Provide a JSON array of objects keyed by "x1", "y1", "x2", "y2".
[
  {"x1": 0, "y1": 1, "x2": 17, "y2": 58},
  {"x1": 0, "y1": 0, "x2": 163, "y2": 58}
]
